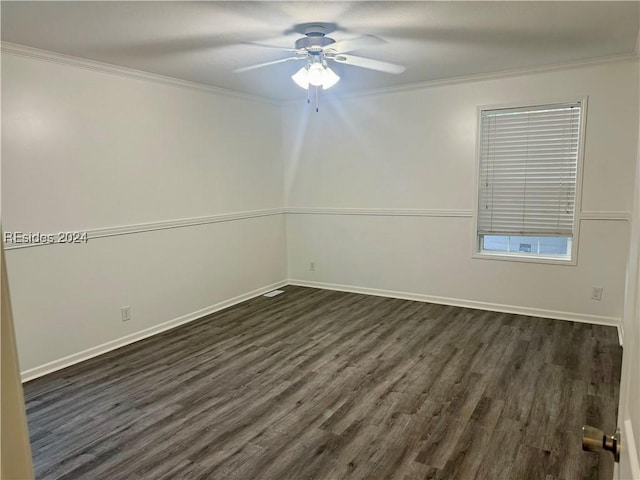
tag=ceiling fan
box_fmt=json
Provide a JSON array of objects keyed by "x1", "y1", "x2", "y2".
[{"x1": 234, "y1": 24, "x2": 405, "y2": 109}]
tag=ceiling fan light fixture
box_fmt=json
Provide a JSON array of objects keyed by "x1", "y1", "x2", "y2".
[
  {"x1": 308, "y1": 62, "x2": 325, "y2": 87},
  {"x1": 237, "y1": 23, "x2": 405, "y2": 102},
  {"x1": 291, "y1": 67, "x2": 309, "y2": 89},
  {"x1": 321, "y1": 66, "x2": 340, "y2": 89},
  {"x1": 291, "y1": 63, "x2": 340, "y2": 90}
]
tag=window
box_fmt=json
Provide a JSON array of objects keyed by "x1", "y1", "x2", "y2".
[{"x1": 476, "y1": 101, "x2": 583, "y2": 262}]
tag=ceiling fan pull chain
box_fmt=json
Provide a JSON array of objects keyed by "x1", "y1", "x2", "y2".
[
  {"x1": 307, "y1": 86, "x2": 310, "y2": 104},
  {"x1": 315, "y1": 85, "x2": 319, "y2": 113}
]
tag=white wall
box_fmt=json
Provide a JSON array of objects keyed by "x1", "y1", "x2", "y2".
[
  {"x1": 284, "y1": 60, "x2": 638, "y2": 324},
  {"x1": 2, "y1": 52, "x2": 287, "y2": 375}
]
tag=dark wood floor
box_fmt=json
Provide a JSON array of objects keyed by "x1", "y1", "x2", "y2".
[{"x1": 24, "y1": 286, "x2": 622, "y2": 480}]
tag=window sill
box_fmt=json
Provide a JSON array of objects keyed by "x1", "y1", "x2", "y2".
[{"x1": 472, "y1": 251, "x2": 576, "y2": 266}]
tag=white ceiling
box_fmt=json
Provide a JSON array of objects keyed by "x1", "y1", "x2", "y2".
[{"x1": 2, "y1": 1, "x2": 639, "y2": 101}]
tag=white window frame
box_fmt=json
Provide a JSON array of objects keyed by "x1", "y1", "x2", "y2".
[{"x1": 471, "y1": 96, "x2": 587, "y2": 266}]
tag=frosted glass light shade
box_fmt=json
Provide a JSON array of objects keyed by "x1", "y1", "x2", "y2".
[
  {"x1": 322, "y1": 67, "x2": 340, "y2": 89},
  {"x1": 291, "y1": 64, "x2": 340, "y2": 90},
  {"x1": 308, "y1": 63, "x2": 325, "y2": 86},
  {"x1": 291, "y1": 67, "x2": 309, "y2": 89}
]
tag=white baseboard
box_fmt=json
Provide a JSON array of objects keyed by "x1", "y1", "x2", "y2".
[
  {"x1": 23, "y1": 278, "x2": 620, "y2": 382},
  {"x1": 21, "y1": 280, "x2": 287, "y2": 382},
  {"x1": 288, "y1": 279, "x2": 622, "y2": 328}
]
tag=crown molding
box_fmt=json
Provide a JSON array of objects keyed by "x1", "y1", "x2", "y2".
[
  {"x1": 4, "y1": 42, "x2": 636, "y2": 107},
  {"x1": 1, "y1": 42, "x2": 279, "y2": 106},
  {"x1": 284, "y1": 52, "x2": 639, "y2": 105}
]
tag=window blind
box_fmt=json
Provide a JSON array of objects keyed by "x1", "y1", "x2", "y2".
[{"x1": 477, "y1": 102, "x2": 581, "y2": 237}]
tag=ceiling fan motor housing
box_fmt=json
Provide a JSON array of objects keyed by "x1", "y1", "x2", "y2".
[{"x1": 295, "y1": 25, "x2": 336, "y2": 53}]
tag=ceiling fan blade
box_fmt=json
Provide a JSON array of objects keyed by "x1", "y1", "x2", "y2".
[
  {"x1": 330, "y1": 54, "x2": 405, "y2": 74},
  {"x1": 234, "y1": 56, "x2": 304, "y2": 73},
  {"x1": 328, "y1": 35, "x2": 386, "y2": 53},
  {"x1": 242, "y1": 41, "x2": 301, "y2": 53}
]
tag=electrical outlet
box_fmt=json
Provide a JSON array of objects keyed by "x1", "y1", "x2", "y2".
[
  {"x1": 591, "y1": 287, "x2": 603, "y2": 301},
  {"x1": 121, "y1": 306, "x2": 131, "y2": 322},
  {"x1": 310, "y1": 262, "x2": 316, "y2": 272}
]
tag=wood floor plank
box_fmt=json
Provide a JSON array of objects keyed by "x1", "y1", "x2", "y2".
[{"x1": 23, "y1": 286, "x2": 622, "y2": 480}]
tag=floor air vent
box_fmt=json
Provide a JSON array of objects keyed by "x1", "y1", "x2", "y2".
[{"x1": 263, "y1": 290, "x2": 284, "y2": 298}]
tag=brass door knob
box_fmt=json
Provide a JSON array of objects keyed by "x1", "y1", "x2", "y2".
[{"x1": 582, "y1": 425, "x2": 621, "y2": 462}]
